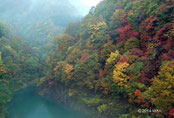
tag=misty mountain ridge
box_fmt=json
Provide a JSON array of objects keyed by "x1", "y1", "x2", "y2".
[{"x1": 0, "y1": 0, "x2": 83, "y2": 45}]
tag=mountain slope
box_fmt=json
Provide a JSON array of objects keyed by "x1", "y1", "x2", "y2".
[
  {"x1": 0, "y1": 0, "x2": 82, "y2": 46},
  {"x1": 40, "y1": 0, "x2": 174, "y2": 117}
]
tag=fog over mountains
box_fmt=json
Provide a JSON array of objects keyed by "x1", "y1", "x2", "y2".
[{"x1": 0, "y1": 0, "x2": 83, "y2": 45}]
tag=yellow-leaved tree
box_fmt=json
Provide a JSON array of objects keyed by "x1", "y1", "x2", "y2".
[
  {"x1": 143, "y1": 60, "x2": 174, "y2": 114},
  {"x1": 105, "y1": 50, "x2": 120, "y2": 70},
  {"x1": 113, "y1": 62, "x2": 129, "y2": 88},
  {"x1": 89, "y1": 21, "x2": 108, "y2": 39},
  {"x1": 53, "y1": 61, "x2": 65, "y2": 75},
  {"x1": 5, "y1": 45, "x2": 17, "y2": 56},
  {"x1": 64, "y1": 63, "x2": 74, "y2": 78},
  {"x1": 0, "y1": 51, "x2": 2, "y2": 64}
]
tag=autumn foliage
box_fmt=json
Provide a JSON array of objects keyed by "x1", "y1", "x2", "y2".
[
  {"x1": 40, "y1": 0, "x2": 174, "y2": 117},
  {"x1": 117, "y1": 24, "x2": 139, "y2": 42}
]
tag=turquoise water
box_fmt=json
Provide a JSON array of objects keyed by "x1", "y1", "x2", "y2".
[{"x1": 7, "y1": 87, "x2": 90, "y2": 118}]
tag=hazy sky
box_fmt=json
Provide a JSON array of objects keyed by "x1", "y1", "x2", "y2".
[{"x1": 69, "y1": 0, "x2": 102, "y2": 15}]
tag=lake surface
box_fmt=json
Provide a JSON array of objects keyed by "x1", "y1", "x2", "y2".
[{"x1": 7, "y1": 87, "x2": 90, "y2": 118}]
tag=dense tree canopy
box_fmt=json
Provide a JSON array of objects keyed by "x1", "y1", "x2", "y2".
[
  {"x1": 0, "y1": 0, "x2": 173, "y2": 117},
  {"x1": 39, "y1": 0, "x2": 174, "y2": 117}
]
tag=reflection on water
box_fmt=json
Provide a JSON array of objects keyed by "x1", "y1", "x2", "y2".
[{"x1": 8, "y1": 87, "x2": 90, "y2": 118}]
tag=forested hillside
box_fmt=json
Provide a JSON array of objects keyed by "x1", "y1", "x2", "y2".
[
  {"x1": 0, "y1": 0, "x2": 174, "y2": 118},
  {"x1": 0, "y1": 0, "x2": 82, "y2": 46},
  {"x1": 39, "y1": 0, "x2": 174, "y2": 117},
  {"x1": 0, "y1": 0, "x2": 83, "y2": 117},
  {"x1": 0, "y1": 22, "x2": 44, "y2": 117}
]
